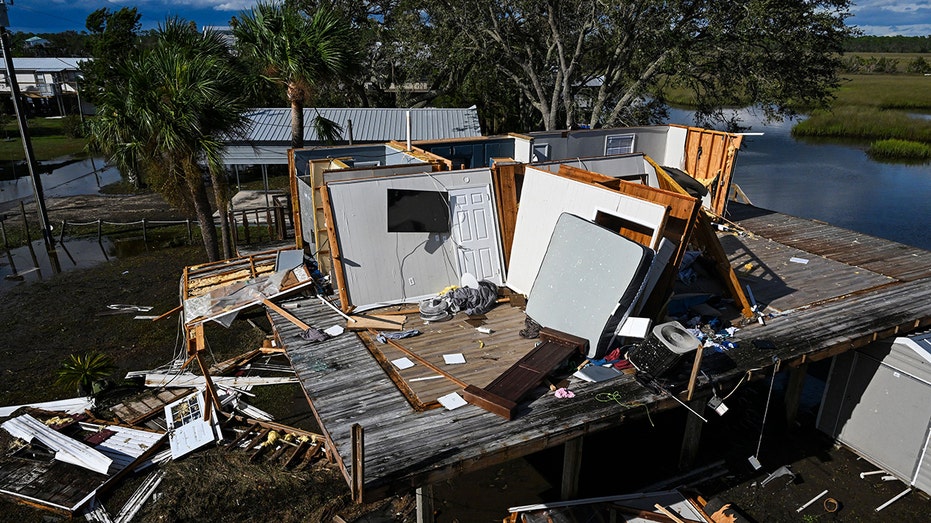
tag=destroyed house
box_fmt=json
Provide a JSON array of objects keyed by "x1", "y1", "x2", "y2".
[
  {"x1": 271, "y1": 122, "x2": 931, "y2": 513},
  {"x1": 10, "y1": 121, "x2": 931, "y2": 520}
]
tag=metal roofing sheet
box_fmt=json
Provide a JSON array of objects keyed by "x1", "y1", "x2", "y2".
[
  {"x1": 240, "y1": 107, "x2": 481, "y2": 144},
  {"x1": 8, "y1": 57, "x2": 86, "y2": 71}
]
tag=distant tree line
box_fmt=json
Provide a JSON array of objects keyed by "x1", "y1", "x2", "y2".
[
  {"x1": 844, "y1": 35, "x2": 931, "y2": 54},
  {"x1": 839, "y1": 55, "x2": 931, "y2": 74}
]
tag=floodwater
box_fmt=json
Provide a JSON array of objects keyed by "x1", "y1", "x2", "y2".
[
  {"x1": 668, "y1": 107, "x2": 931, "y2": 250},
  {"x1": 0, "y1": 158, "x2": 122, "y2": 295},
  {"x1": 0, "y1": 237, "x2": 115, "y2": 295},
  {"x1": 0, "y1": 157, "x2": 120, "y2": 205}
]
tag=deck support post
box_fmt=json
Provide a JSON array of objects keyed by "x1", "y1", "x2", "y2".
[
  {"x1": 679, "y1": 398, "x2": 707, "y2": 470},
  {"x1": 416, "y1": 484, "x2": 434, "y2": 523},
  {"x1": 784, "y1": 363, "x2": 809, "y2": 429},
  {"x1": 561, "y1": 436, "x2": 584, "y2": 500}
]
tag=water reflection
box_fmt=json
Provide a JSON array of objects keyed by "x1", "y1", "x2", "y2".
[
  {"x1": 667, "y1": 108, "x2": 931, "y2": 251},
  {"x1": 0, "y1": 237, "x2": 115, "y2": 295},
  {"x1": 0, "y1": 157, "x2": 122, "y2": 205}
]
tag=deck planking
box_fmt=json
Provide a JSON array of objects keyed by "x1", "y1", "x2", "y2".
[{"x1": 273, "y1": 203, "x2": 931, "y2": 502}]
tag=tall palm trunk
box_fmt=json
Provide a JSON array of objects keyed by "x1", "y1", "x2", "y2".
[
  {"x1": 211, "y1": 170, "x2": 234, "y2": 259},
  {"x1": 289, "y1": 82, "x2": 304, "y2": 149},
  {"x1": 188, "y1": 172, "x2": 220, "y2": 261}
]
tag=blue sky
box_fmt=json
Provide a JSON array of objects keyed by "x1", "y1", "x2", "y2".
[{"x1": 3, "y1": 1, "x2": 931, "y2": 37}]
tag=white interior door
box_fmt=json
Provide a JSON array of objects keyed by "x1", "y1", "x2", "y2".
[{"x1": 449, "y1": 186, "x2": 503, "y2": 284}]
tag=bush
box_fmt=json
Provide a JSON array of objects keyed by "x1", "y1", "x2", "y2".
[
  {"x1": 62, "y1": 113, "x2": 85, "y2": 138},
  {"x1": 867, "y1": 139, "x2": 931, "y2": 161},
  {"x1": 55, "y1": 352, "x2": 116, "y2": 395}
]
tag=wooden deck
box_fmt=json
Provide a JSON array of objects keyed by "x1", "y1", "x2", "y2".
[{"x1": 271, "y1": 202, "x2": 931, "y2": 502}]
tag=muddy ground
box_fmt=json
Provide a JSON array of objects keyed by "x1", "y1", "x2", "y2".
[{"x1": 1, "y1": 193, "x2": 930, "y2": 522}]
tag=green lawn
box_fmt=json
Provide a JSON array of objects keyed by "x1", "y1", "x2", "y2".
[{"x1": 0, "y1": 116, "x2": 87, "y2": 162}]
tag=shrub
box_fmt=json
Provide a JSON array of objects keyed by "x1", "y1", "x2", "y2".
[
  {"x1": 867, "y1": 139, "x2": 931, "y2": 161},
  {"x1": 55, "y1": 352, "x2": 116, "y2": 395}
]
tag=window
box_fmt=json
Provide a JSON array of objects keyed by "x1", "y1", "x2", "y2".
[
  {"x1": 532, "y1": 143, "x2": 551, "y2": 162},
  {"x1": 605, "y1": 134, "x2": 636, "y2": 155},
  {"x1": 386, "y1": 188, "x2": 450, "y2": 233}
]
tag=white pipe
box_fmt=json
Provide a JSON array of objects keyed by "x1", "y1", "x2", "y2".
[
  {"x1": 875, "y1": 487, "x2": 911, "y2": 512},
  {"x1": 796, "y1": 489, "x2": 828, "y2": 513}
]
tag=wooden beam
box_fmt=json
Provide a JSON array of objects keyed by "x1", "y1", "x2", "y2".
[
  {"x1": 151, "y1": 304, "x2": 182, "y2": 322},
  {"x1": 686, "y1": 347, "x2": 704, "y2": 401},
  {"x1": 352, "y1": 423, "x2": 364, "y2": 504},
  {"x1": 262, "y1": 298, "x2": 311, "y2": 331},
  {"x1": 320, "y1": 185, "x2": 352, "y2": 312}
]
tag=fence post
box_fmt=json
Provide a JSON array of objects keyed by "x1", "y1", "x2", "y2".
[
  {"x1": 242, "y1": 212, "x2": 250, "y2": 244},
  {"x1": 58, "y1": 220, "x2": 66, "y2": 244},
  {"x1": 0, "y1": 217, "x2": 7, "y2": 250},
  {"x1": 97, "y1": 219, "x2": 102, "y2": 242},
  {"x1": 142, "y1": 218, "x2": 147, "y2": 245},
  {"x1": 187, "y1": 219, "x2": 193, "y2": 245},
  {"x1": 228, "y1": 211, "x2": 239, "y2": 246},
  {"x1": 265, "y1": 208, "x2": 273, "y2": 240},
  {"x1": 275, "y1": 205, "x2": 285, "y2": 240},
  {"x1": 19, "y1": 201, "x2": 30, "y2": 245}
]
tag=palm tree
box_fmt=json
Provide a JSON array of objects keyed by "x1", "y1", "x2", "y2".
[
  {"x1": 89, "y1": 19, "x2": 249, "y2": 261},
  {"x1": 234, "y1": 2, "x2": 355, "y2": 149},
  {"x1": 56, "y1": 352, "x2": 116, "y2": 396}
]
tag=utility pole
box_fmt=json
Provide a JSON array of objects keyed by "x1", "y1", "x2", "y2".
[{"x1": 0, "y1": 0, "x2": 54, "y2": 251}]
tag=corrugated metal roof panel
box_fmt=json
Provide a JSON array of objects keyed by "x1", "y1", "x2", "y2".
[
  {"x1": 93, "y1": 425, "x2": 165, "y2": 472},
  {"x1": 241, "y1": 107, "x2": 481, "y2": 145},
  {"x1": 8, "y1": 57, "x2": 86, "y2": 71}
]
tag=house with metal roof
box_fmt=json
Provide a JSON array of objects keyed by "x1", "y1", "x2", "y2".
[
  {"x1": 220, "y1": 106, "x2": 483, "y2": 168},
  {"x1": 0, "y1": 57, "x2": 87, "y2": 117}
]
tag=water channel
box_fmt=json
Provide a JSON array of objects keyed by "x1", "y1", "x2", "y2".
[{"x1": 667, "y1": 107, "x2": 931, "y2": 251}]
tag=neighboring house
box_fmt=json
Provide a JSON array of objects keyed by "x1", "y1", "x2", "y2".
[
  {"x1": 221, "y1": 106, "x2": 483, "y2": 169},
  {"x1": 23, "y1": 36, "x2": 50, "y2": 49},
  {"x1": 0, "y1": 57, "x2": 88, "y2": 117}
]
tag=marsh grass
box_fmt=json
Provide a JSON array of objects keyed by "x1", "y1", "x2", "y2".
[
  {"x1": 867, "y1": 139, "x2": 931, "y2": 161},
  {"x1": 834, "y1": 74, "x2": 931, "y2": 110},
  {"x1": 793, "y1": 106, "x2": 931, "y2": 142}
]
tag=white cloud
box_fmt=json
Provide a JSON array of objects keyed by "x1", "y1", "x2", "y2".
[{"x1": 850, "y1": 0, "x2": 931, "y2": 36}]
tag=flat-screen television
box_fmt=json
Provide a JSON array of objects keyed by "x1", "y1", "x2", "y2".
[{"x1": 386, "y1": 188, "x2": 450, "y2": 233}]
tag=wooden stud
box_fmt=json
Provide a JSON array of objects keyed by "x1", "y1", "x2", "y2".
[
  {"x1": 151, "y1": 304, "x2": 183, "y2": 322},
  {"x1": 320, "y1": 185, "x2": 352, "y2": 312},
  {"x1": 686, "y1": 346, "x2": 704, "y2": 401},
  {"x1": 262, "y1": 298, "x2": 311, "y2": 331},
  {"x1": 351, "y1": 423, "x2": 364, "y2": 504}
]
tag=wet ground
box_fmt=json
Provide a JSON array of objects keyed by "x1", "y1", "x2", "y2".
[{"x1": 426, "y1": 366, "x2": 931, "y2": 522}]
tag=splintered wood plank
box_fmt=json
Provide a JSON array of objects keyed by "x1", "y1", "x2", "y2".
[{"x1": 346, "y1": 314, "x2": 407, "y2": 331}]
